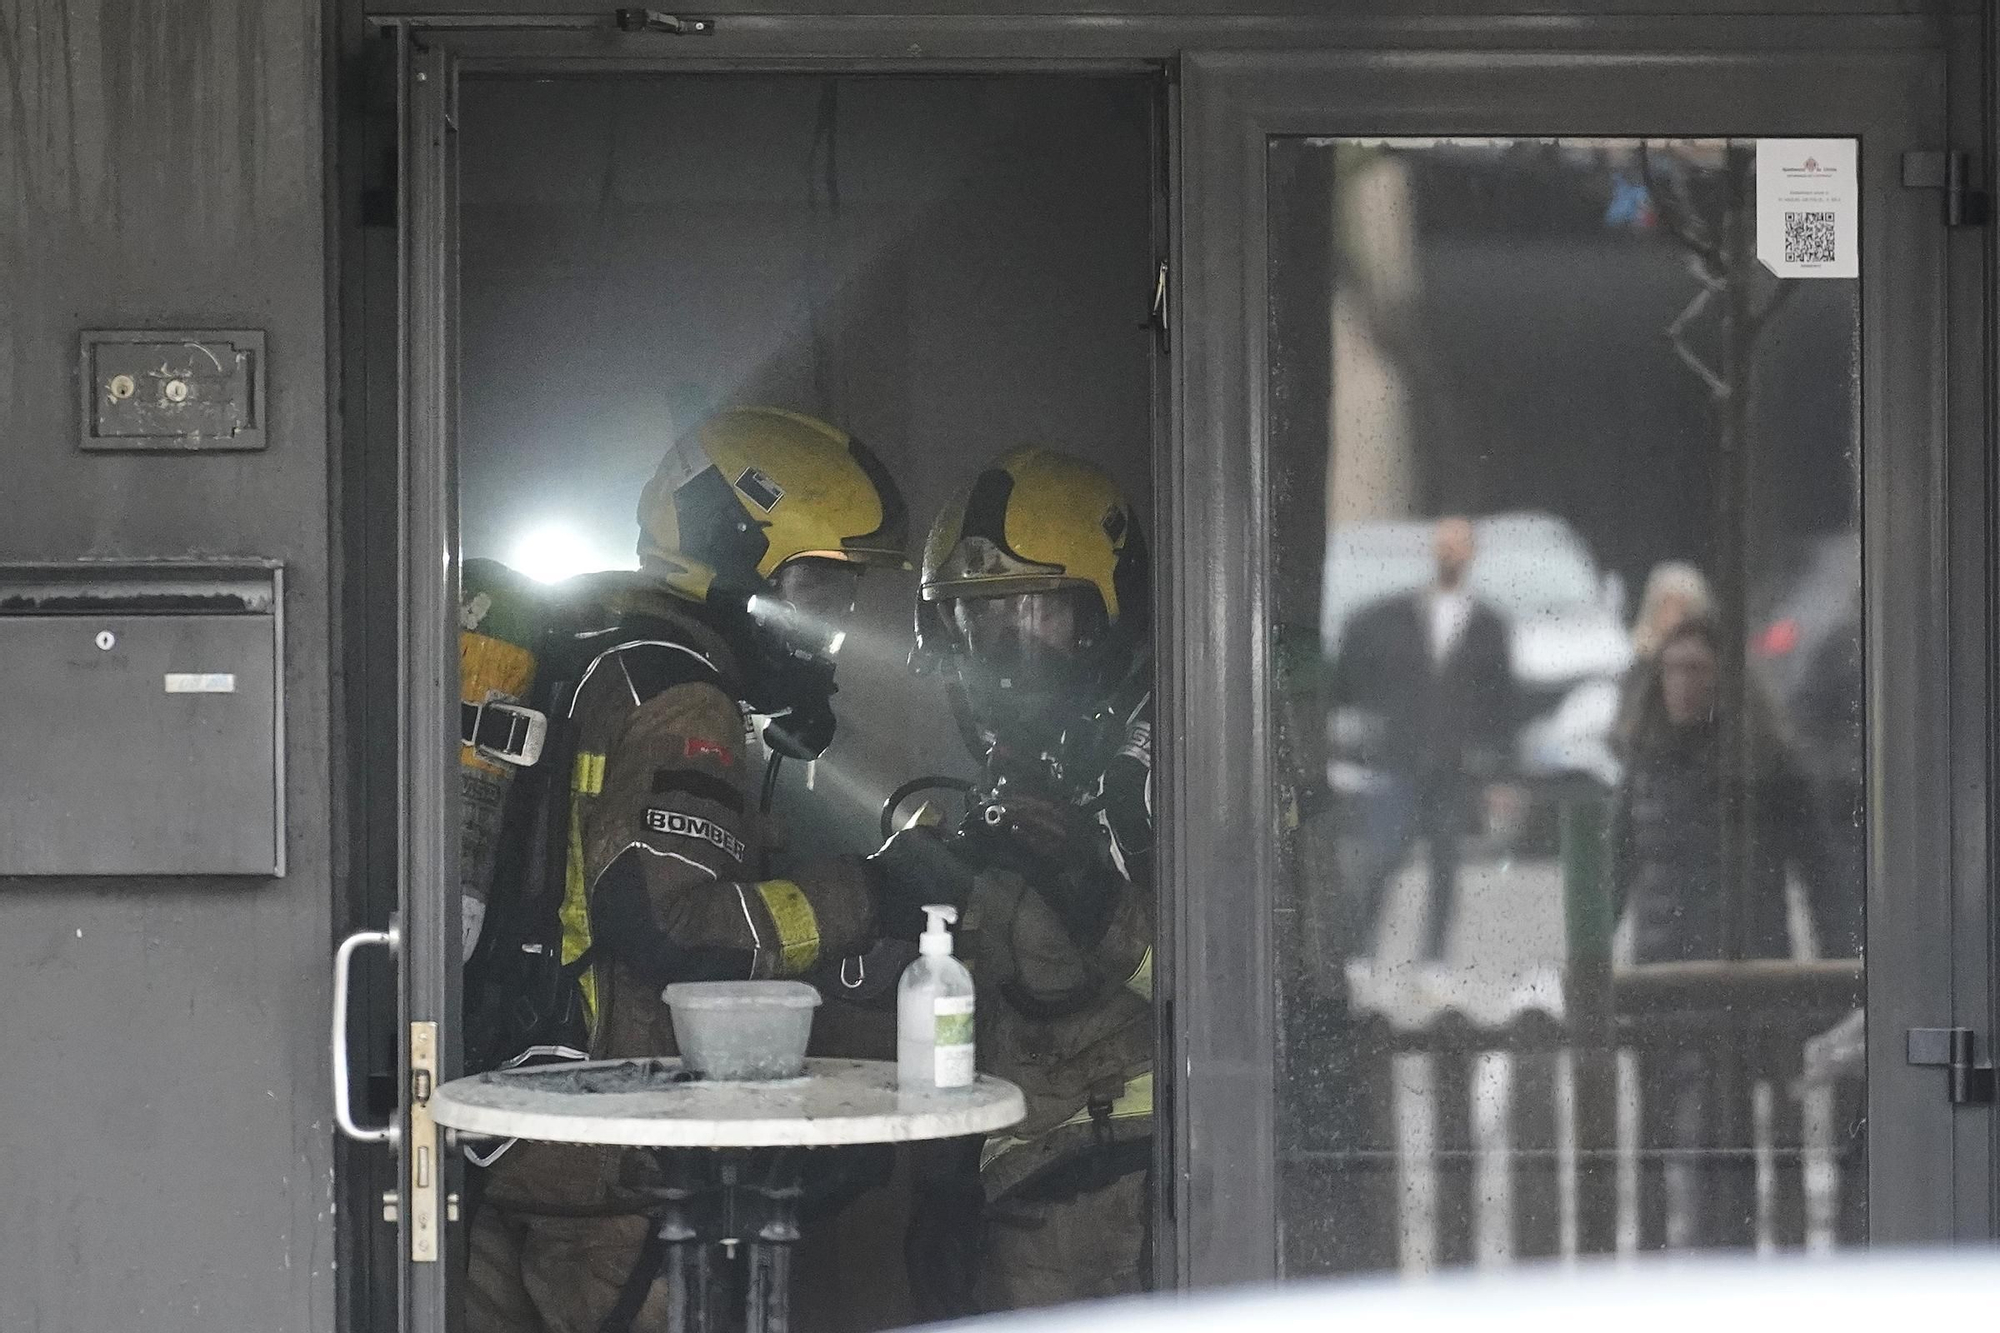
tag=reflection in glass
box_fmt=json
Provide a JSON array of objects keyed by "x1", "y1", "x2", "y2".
[{"x1": 1271, "y1": 139, "x2": 1864, "y2": 1274}]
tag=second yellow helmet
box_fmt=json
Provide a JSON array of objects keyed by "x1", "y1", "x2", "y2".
[{"x1": 919, "y1": 446, "x2": 1146, "y2": 627}]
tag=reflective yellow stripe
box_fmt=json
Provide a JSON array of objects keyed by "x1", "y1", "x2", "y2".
[
  {"x1": 756, "y1": 879, "x2": 821, "y2": 976},
  {"x1": 980, "y1": 1071, "x2": 1153, "y2": 1173},
  {"x1": 1123, "y1": 947, "x2": 1153, "y2": 1001},
  {"x1": 560, "y1": 754, "x2": 606, "y2": 1033},
  {"x1": 1059, "y1": 1071, "x2": 1152, "y2": 1128}
]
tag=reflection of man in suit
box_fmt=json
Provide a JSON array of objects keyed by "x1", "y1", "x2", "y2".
[{"x1": 1331, "y1": 517, "x2": 1514, "y2": 961}]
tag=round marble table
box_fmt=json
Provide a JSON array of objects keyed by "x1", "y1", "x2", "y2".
[
  {"x1": 435, "y1": 1057, "x2": 1023, "y2": 1333},
  {"x1": 434, "y1": 1055, "x2": 1023, "y2": 1147}
]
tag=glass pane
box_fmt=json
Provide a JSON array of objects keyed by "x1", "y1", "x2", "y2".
[{"x1": 1270, "y1": 138, "x2": 1864, "y2": 1273}]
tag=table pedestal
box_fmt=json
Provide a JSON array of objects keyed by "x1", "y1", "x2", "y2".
[
  {"x1": 430, "y1": 1059, "x2": 1024, "y2": 1333},
  {"x1": 610, "y1": 1147, "x2": 807, "y2": 1333}
]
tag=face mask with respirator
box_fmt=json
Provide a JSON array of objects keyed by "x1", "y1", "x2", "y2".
[{"x1": 739, "y1": 559, "x2": 861, "y2": 761}]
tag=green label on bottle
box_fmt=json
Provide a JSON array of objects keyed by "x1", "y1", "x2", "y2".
[{"x1": 933, "y1": 995, "x2": 975, "y2": 1087}]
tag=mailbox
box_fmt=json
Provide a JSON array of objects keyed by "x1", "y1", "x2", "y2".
[{"x1": 0, "y1": 563, "x2": 284, "y2": 877}]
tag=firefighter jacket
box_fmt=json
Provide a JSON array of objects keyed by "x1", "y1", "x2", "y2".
[
  {"x1": 479, "y1": 572, "x2": 877, "y2": 1213},
  {"x1": 960, "y1": 690, "x2": 1155, "y2": 1204}
]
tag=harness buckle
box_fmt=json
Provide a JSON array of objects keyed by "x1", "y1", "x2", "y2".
[{"x1": 461, "y1": 698, "x2": 549, "y2": 767}]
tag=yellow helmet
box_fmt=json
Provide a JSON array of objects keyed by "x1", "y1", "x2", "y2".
[
  {"x1": 916, "y1": 448, "x2": 1148, "y2": 741},
  {"x1": 920, "y1": 446, "x2": 1145, "y2": 625},
  {"x1": 637, "y1": 406, "x2": 908, "y2": 602}
]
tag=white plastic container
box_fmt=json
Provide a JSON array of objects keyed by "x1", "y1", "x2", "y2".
[
  {"x1": 898, "y1": 905, "x2": 976, "y2": 1089},
  {"x1": 664, "y1": 980, "x2": 820, "y2": 1081}
]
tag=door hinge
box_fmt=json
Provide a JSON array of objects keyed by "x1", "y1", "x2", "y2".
[
  {"x1": 408, "y1": 1021, "x2": 442, "y2": 1262},
  {"x1": 614, "y1": 9, "x2": 715, "y2": 34},
  {"x1": 1901, "y1": 151, "x2": 1989, "y2": 228},
  {"x1": 1906, "y1": 1027, "x2": 1995, "y2": 1104}
]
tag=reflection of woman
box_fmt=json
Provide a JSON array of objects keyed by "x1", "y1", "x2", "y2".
[
  {"x1": 1609, "y1": 617, "x2": 1838, "y2": 1251},
  {"x1": 1614, "y1": 562, "x2": 1712, "y2": 755},
  {"x1": 1609, "y1": 616, "x2": 1832, "y2": 963}
]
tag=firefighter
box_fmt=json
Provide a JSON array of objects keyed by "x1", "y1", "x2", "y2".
[
  {"x1": 463, "y1": 406, "x2": 913, "y2": 1333},
  {"x1": 880, "y1": 446, "x2": 1155, "y2": 1312}
]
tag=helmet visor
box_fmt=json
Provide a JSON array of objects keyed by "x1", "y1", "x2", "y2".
[
  {"x1": 945, "y1": 586, "x2": 1107, "y2": 725},
  {"x1": 762, "y1": 558, "x2": 864, "y2": 658}
]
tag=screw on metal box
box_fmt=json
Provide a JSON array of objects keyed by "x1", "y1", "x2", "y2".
[
  {"x1": 164, "y1": 379, "x2": 190, "y2": 403},
  {"x1": 95, "y1": 630, "x2": 116, "y2": 651},
  {"x1": 107, "y1": 374, "x2": 136, "y2": 400}
]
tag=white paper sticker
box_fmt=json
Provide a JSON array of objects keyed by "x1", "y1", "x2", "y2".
[
  {"x1": 1755, "y1": 139, "x2": 1859, "y2": 280},
  {"x1": 164, "y1": 673, "x2": 237, "y2": 694}
]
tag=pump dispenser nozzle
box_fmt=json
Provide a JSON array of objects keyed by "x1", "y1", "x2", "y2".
[{"x1": 919, "y1": 904, "x2": 959, "y2": 956}]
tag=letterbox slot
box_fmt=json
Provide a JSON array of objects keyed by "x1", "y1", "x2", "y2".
[{"x1": 0, "y1": 562, "x2": 285, "y2": 878}]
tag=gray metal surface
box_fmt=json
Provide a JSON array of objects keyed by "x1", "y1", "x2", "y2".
[
  {"x1": 1171, "y1": 50, "x2": 1277, "y2": 1288},
  {"x1": 0, "y1": 610, "x2": 280, "y2": 875},
  {"x1": 378, "y1": 13, "x2": 1946, "y2": 73},
  {"x1": 397, "y1": 34, "x2": 463, "y2": 1330},
  {"x1": 78, "y1": 330, "x2": 267, "y2": 452},
  {"x1": 1176, "y1": 43, "x2": 1955, "y2": 1283},
  {"x1": 0, "y1": 0, "x2": 335, "y2": 1328},
  {"x1": 368, "y1": 0, "x2": 1968, "y2": 19},
  {"x1": 1939, "y1": 3, "x2": 1995, "y2": 1241}
]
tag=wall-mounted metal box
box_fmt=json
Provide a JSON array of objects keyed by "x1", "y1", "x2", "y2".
[
  {"x1": 79, "y1": 330, "x2": 266, "y2": 451},
  {"x1": 0, "y1": 563, "x2": 284, "y2": 876}
]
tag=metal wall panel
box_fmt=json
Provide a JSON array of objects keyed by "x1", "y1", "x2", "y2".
[
  {"x1": 366, "y1": 0, "x2": 1965, "y2": 20},
  {"x1": 0, "y1": 2, "x2": 335, "y2": 1328},
  {"x1": 375, "y1": 14, "x2": 1944, "y2": 75}
]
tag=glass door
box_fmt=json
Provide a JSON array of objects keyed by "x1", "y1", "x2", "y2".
[{"x1": 1168, "y1": 47, "x2": 1959, "y2": 1284}]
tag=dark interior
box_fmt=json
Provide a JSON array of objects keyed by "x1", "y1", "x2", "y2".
[{"x1": 455, "y1": 72, "x2": 1160, "y2": 1328}]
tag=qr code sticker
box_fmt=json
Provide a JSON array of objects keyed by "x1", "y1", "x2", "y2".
[{"x1": 1784, "y1": 211, "x2": 1837, "y2": 265}]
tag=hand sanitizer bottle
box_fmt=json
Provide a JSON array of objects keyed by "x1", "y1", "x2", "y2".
[{"x1": 898, "y1": 904, "x2": 975, "y2": 1089}]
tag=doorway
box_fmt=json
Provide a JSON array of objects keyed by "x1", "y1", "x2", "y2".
[{"x1": 452, "y1": 71, "x2": 1160, "y2": 1332}]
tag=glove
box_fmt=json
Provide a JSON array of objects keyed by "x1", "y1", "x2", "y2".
[
  {"x1": 964, "y1": 787, "x2": 1119, "y2": 944},
  {"x1": 865, "y1": 826, "x2": 974, "y2": 941},
  {"x1": 763, "y1": 698, "x2": 836, "y2": 760},
  {"x1": 977, "y1": 787, "x2": 1098, "y2": 869}
]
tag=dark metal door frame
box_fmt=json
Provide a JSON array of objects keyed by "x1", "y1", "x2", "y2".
[
  {"x1": 1174, "y1": 45, "x2": 1967, "y2": 1284},
  {"x1": 352, "y1": 14, "x2": 1983, "y2": 1329},
  {"x1": 394, "y1": 33, "x2": 462, "y2": 1332}
]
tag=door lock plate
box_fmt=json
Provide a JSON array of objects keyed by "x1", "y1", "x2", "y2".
[{"x1": 409, "y1": 1021, "x2": 442, "y2": 1262}]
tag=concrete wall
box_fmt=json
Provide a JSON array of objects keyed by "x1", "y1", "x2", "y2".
[{"x1": 0, "y1": 3, "x2": 337, "y2": 1329}]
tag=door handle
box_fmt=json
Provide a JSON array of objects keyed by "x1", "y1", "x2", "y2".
[{"x1": 333, "y1": 923, "x2": 402, "y2": 1145}]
